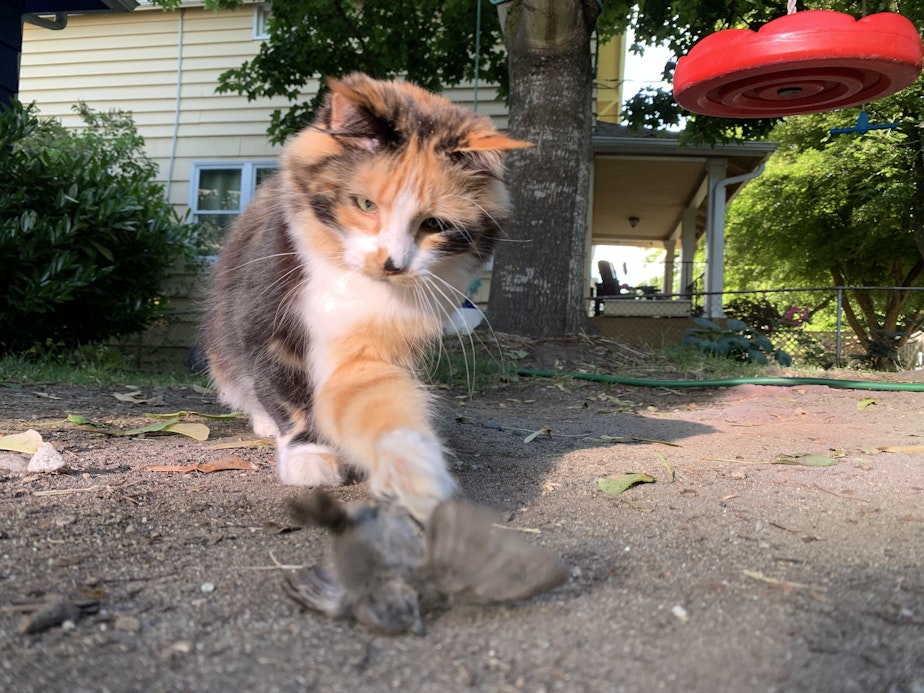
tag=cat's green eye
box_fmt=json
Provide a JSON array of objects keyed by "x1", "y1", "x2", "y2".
[
  {"x1": 421, "y1": 217, "x2": 450, "y2": 233},
  {"x1": 354, "y1": 197, "x2": 378, "y2": 214}
]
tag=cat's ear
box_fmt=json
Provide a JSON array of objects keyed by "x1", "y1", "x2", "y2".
[
  {"x1": 324, "y1": 76, "x2": 392, "y2": 152},
  {"x1": 457, "y1": 133, "x2": 533, "y2": 153},
  {"x1": 452, "y1": 132, "x2": 532, "y2": 175}
]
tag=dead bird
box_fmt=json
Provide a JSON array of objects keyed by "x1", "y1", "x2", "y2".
[{"x1": 283, "y1": 490, "x2": 568, "y2": 635}]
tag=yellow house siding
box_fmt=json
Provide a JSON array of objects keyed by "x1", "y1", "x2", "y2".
[
  {"x1": 20, "y1": 5, "x2": 298, "y2": 211},
  {"x1": 20, "y1": 5, "x2": 508, "y2": 213}
]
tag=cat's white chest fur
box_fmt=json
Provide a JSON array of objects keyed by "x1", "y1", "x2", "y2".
[{"x1": 298, "y1": 253, "x2": 426, "y2": 386}]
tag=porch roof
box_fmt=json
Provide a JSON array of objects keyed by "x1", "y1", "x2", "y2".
[{"x1": 591, "y1": 122, "x2": 778, "y2": 249}]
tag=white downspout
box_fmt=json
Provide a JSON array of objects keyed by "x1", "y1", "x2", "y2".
[
  {"x1": 164, "y1": 8, "x2": 184, "y2": 203},
  {"x1": 704, "y1": 161, "x2": 767, "y2": 318}
]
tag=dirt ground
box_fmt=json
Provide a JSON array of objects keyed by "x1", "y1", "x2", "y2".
[{"x1": 1, "y1": 337, "x2": 923, "y2": 693}]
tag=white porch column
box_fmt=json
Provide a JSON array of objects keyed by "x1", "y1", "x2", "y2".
[
  {"x1": 704, "y1": 159, "x2": 728, "y2": 318},
  {"x1": 662, "y1": 239, "x2": 676, "y2": 296},
  {"x1": 679, "y1": 206, "x2": 697, "y2": 297}
]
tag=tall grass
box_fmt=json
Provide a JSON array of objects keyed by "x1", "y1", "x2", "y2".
[{"x1": 0, "y1": 346, "x2": 207, "y2": 389}]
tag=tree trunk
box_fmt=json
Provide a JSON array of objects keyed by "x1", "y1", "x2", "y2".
[{"x1": 487, "y1": 0, "x2": 599, "y2": 337}]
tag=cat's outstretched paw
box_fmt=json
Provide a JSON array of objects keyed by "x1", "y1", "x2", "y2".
[
  {"x1": 276, "y1": 443, "x2": 345, "y2": 487},
  {"x1": 371, "y1": 429, "x2": 456, "y2": 522}
]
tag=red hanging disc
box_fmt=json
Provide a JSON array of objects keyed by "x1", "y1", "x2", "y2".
[{"x1": 673, "y1": 11, "x2": 924, "y2": 118}]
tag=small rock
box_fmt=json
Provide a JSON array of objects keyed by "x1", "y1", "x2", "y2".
[
  {"x1": 672, "y1": 604, "x2": 690, "y2": 622},
  {"x1": 113, "y1": 615, "x2": 141, "y2": 633},
  {"x1": 200, "y1": 582, "x2": 215, "y2": 593},
  {"x1": 27, "y1": 442, "x2": 66, "y2": 473},
  {"x1": 161, "y1": 640, "x2": 193, "y2": 660}
]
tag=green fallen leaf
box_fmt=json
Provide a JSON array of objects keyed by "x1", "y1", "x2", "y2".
[
  {"x1": 857, "y1": 397, "x2": 877, "y2": 410},
  {"x1": 67, "y1": 413, "x2": 106, "y2": 428},
  {"x1": 597, "y1": 472, "x2": 656, "y2": 495},
  {"x1": 67, "y1": 414, "x2": 209, "y2": 441},
  {"x1": 656, "y1": 451, "x2": 675, "y2": 483},
  {"x1": 772, "y1": 453, "x2": 837, "y2": 467}
]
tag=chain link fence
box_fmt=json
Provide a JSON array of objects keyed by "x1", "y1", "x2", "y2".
[
  {"x1": 114, "y1": 271, "x2": 924, "y2": 372},
  {"x1": 692, "y1": 286, "x2": 924, "y2": 370}
]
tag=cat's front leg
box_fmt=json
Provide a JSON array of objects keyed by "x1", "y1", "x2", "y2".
[
  {"x1": 314, "y1": 368, "x2": 455, "y2": 521},
  {"x1": 370, "y1": 429, "x2": 456, "y2": 521}
]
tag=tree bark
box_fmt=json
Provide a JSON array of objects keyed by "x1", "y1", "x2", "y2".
[{"x1": 487, "y1": 0, "x2": 599, "y2": 337}]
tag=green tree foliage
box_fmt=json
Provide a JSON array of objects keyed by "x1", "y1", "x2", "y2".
[
  {"x1": 176, "y1": 0, "x2": 634, "y2": 144},
  {"x1": 210, "y1": 0, "x2": 512, "y2": 144},
  {"x1": 725, "y1": 94, "x2": 924, "y2": 368},
  {"x1": 0, "y1": 102, "x2": 197, "y2": 355}
]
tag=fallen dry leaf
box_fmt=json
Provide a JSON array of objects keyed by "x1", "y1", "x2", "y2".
[
  {"x1": 742, "y1": 569, "x2": 821, "y2": 592},
  {"x1": 523, "y1": 426, "x2": 552, "y2": 443},
  {"x1": 0, "y1": 429, "x2": 43, "y2": 455},
  {"x1": 146, "y1": 456, "x2": 258, "y2": 474},
  {"x1": 878, "y1": 445, "x2": 924, "y2": 454},
  {"x1": 656, "y1": 452, "x2": 675, "y2": 482},
  {"x1": 144, "y1": 410, "x2": 243, "y2": 420},
  {"x1": 597, "y1": 435, "x2": 681, "y2": 447},
  {"x1": 772, "y1": 453, "x2": 837, "y2": 467},
  {"x1": 160, "y1": 423, "x2": 210, "y2": 441},
  {"x1": 204, "y1": 438, "x2": 273, "y2": 450}
]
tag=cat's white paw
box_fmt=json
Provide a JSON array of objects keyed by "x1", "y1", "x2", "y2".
[
  {"x1": 277, "y1": 443, "x2": 344, "y2": 487},
  {"x1": 250, "y1": 410, "x2": 280, "y2": 438},
  {"x1": 371, "y1": 429, "x2": 456, "y2": 521}
]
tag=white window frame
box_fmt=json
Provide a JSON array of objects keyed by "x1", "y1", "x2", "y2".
[
  {"x1": 253, "y1": 3, "x2": 271, "y2": 40},
  {"x1": 190, "y1": 160, "x2": 278, "y2": 257}
]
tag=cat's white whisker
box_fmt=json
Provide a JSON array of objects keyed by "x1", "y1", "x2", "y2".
[
  {"x1": 423, "y1": 271, "x2": 506, "y2": 381},
  {"x1": 418, "y1": 272, "x2": 480, "y2": 393},
  {"x1": 222, "y1": 251, "x2": 300, "y2": 274}
]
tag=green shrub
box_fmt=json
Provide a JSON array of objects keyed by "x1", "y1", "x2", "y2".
[
  {"x1": 723, "y1": 296, "x2": 780, "y2": 335},
  {"x1": 0, "y1": 101, "x2": 197, "y2": 355},
  {"x1": 683, "y1": 317, "x2": 793, "y2": 366}
]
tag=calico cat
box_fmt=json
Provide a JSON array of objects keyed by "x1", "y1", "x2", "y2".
[{"x1": 204, "y1": 73, "x2": 528, "y2": 521}]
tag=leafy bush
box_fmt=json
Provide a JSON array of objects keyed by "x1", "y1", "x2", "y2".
[
  {"x1": 0, "y1": 101, "x2": 197, "y2": 355},
  {"x1": 724, "y1": 296, "x2": 813, "y2": 335},
  {"x1": 683, "y1": 317, "x2": 793, "y2": 366},
  {"x1": 723, "y1": 297, "x2": 780, "y2": 335}
]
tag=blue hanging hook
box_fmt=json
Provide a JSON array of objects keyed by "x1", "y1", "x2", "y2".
[{"x1": 829, "y1": 109, "x2": 900, "y2": 136}]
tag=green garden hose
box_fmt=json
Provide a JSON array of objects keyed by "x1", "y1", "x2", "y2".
[{"x1": 514, "y1": 368, "x2": 924, "y2": 392}]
